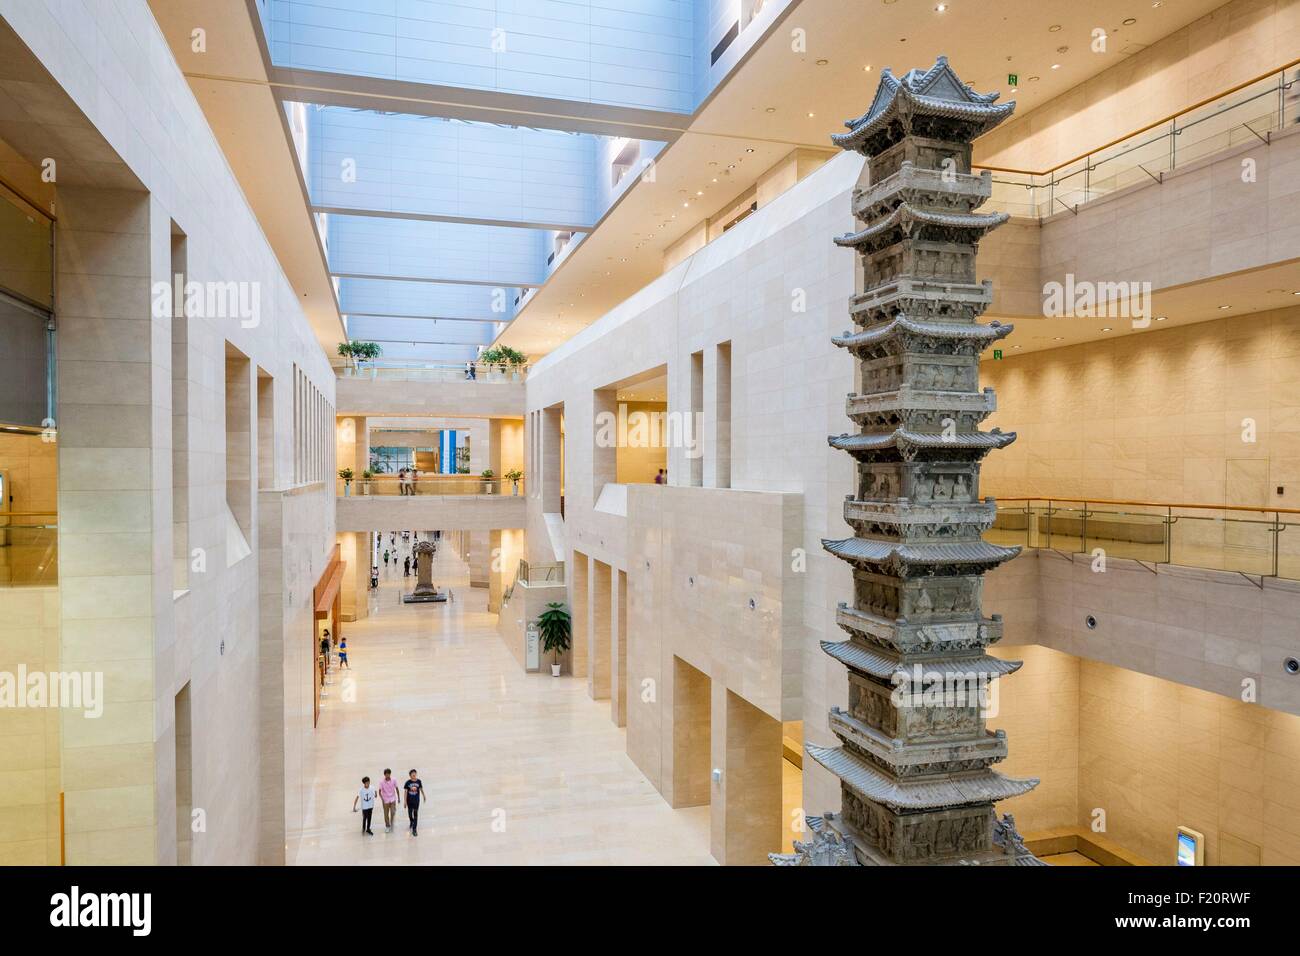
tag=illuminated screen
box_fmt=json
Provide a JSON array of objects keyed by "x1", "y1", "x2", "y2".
[{"x1": 1176, "y1": 831, "x2": 1198, "y2": 866}]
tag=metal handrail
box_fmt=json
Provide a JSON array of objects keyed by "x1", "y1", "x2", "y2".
[
  {"x1": 975, "y1": 57, "x2": 1300, "y2": 178},
  {"x1": 975, "y1": 60, "x2": 1300, "y2": 218}
]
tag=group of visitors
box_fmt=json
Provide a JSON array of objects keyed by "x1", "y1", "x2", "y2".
[
  {"x1": 354, "y1": 769, "x2": 426, "y2": 836},
  {"x1": 396, "y1": 467, "x2": 420, "y2": 495}
]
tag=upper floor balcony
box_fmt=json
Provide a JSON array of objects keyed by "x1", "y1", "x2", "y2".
[{"x1": 334, "y1": 362, "x2": 525, "y2": 418}]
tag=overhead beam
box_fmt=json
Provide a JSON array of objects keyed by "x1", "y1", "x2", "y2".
[
  {"x1": 267, "y1": 66, "x2": 692, "y2": 142},
  {"x1": 332, "y1": 272, "x2": 543, "y2": 289},
  {"x1": 343, "y1": 311, "x2": 503, "y2": 324},
  {"x1": 312, "y1": 205, "x2": 590, "y2": 234}
]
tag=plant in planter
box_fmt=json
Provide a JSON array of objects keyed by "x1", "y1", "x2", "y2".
[
  {"x1": 536, "y1": 602, "x2": 572, "y2": 677},
  {"x1": 337, "y1": 340, "x2": 383, "y2": 374},
  {"x1": 504, "y1": 469, "x2": 523, "y2": 496},
  {"x1": 338, "y1": 467, "x2": 354, "y2": 496},
  {"x1": 360, "y1": 469, "x2": 374, "y2": 495},
  {"x1": 480, "y1": 469, "x2": 495, "y2": 494}
]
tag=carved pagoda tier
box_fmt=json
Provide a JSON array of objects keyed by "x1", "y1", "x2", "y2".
[{"x1": 773, "y1": 57, "x2": 1042, "y2": 867}]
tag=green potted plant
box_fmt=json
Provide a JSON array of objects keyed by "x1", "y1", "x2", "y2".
[
  {"x1": 338, "y1": 467, "x2": 354, "y2": 496},
  {"x1": 337, "y1": 340, "x2": 383, "y2": 375},
  {"x1": 360, "y1": 469, "x2": 374, "y2": 495},
  {"x1": 480, "y1": 468, "x2": 495, "y2": 494},
  {"x1": 505, "y1": 468, "x2": 523, "y2": 496},
  {"x1": 537, "y1": 602, "x2": 572, "y2": 677}
]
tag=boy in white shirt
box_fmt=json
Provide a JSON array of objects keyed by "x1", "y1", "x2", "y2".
[{"x1": 353, "y1": 776, "x2": 377, "y2": 835}]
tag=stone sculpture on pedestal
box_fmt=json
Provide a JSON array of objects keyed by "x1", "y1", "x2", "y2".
[
  {"x1": 772, "y1": 57, "x2": 1042, "y2": 866},
  {"x1": 403, "y1": 539, "x2": 448, "y2": 604}
]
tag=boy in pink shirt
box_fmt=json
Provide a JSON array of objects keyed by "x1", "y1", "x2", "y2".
[{"x1": 378, "y1": 768, "x2": 400, "y2": 832}]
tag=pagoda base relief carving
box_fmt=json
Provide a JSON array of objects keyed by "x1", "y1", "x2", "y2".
[{"x1": 771, "y1": 57, "x2": 1043, "y2": 867}]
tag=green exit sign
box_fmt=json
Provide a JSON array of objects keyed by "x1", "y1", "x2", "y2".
[
  {"x1": 993, "y1": 349, "x2": 1003, "y2": 360},
  {"x1": 1007, "y1": 73, "x2": 1018, "y2": 86}
]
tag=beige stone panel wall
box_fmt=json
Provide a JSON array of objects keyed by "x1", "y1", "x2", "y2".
[
  {"x1": 588, "y1": 558, "x2": 612, "y2": 700},
  {"x1": 614, "y1": 401, "x2": 668, "y2": 484},
  {"x1": 335, "y1": 493, "x2": 526, "y2": 532},
  {"x1": 988, "y1": 643, "x2": 1081, "y2": 834},
  {"x1": 1077, "y1": 657, "x2": 1300, "y2": 866},
  {"x1": 711, "y1": 686, "x2": 782, "y2": 865},
  {"x1": 973, "y1": 0, "x2": 1300, "y2": 172},
  {"x1": 982, "y1": 306, "x2": 1300, "y2": 507},
  {"x1": 569, "y1": 551, "x2": 589, "y2": 678},
  {"x1": 0, "y1": 587, "x2": 59, "y2": 864},
  {"x1": 335, "y1": 376, "x2": 523, "y2": 418}
]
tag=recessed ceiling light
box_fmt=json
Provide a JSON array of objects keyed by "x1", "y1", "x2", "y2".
[
  {"x1": 807, "y1": 112, "x2": 815, "y2": 118},
  {"x1": 745, "y1": 148, "x2": 755, "y2": 153},
  {"x1": 1053, "y1": 336, "x2": 1064, "y2": 341},
  {"x1": 1155, "y1": 315, "x2": 1167, "y2": 321},
  {"x1": 1101, "y1": 327, "x2": 1113, "y2": 332},
  {"x1": 815, "y1": 59, "x2": 829, "y2": 66},
  {"x1": 864, "y1": 64, "x2": 873, "y2": 71},
  {"x1": 1051, "y1": 63, "x2": 1061, "y2": 70},
  {"x1": 1123, "y1": 17, "x2": 1137, "y2": 25},
  {"x1": 1218, "y1": 304, "x2": 1231, "y2": 309},
  {"x1": 1009, "y1": 87, "x2": 1018, "y2": 93},
  {"x1": 1028, "y1": 75, "x2": 1040, "y2": 82},
  {"x1": 1048, "y1": 24, "x2": 1062, "y2": 32},
  {"x1": 765, "y1": 107, "x2": 776, "y2": 113},
  {"x1": 711, "y1": 177, "x2": 718, "y2": 182},
  {"x1": 682, "y1": 202, "x2": 689, "y2": 208},
  {"x1": 696, "y1": 190, "x2": 703, "y2": 196},
  {"x1": 1012, "y1": 345, "x2": 1021, "y2": 349},
  {"x1": 935, "y1": 3, "x2": 947, "y2": 11}
]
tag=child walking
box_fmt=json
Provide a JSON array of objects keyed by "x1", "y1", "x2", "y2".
[
  {"x1": 353, "y1": 776, "x2": 376, "y2": 835},
  {"x1": 338, "y1": 638, "x2": 349, "y2": 669}
]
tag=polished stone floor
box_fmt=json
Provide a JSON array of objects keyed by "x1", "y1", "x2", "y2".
[{"x1": 294, "y1": 538, "x2": 713, "y2": 865}]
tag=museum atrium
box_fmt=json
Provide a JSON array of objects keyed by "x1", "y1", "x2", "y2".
[{"x1": 0, "y1": 0, "x2": 1298, "y2": 878}]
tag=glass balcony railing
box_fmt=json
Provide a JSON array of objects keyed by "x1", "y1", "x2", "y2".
[
  {"x1": 977, "y1": 63, "x2": 1300, "y2": 218},
  {"x1": 0, "y1": 512, "x2": 57, "y2": 587},
  {"x1": 517, "y1": 559, "x2": 563, "y2": 585},
  {"x1": 985, "y1": 498, "x2": 1300, "y2": 580},
  {"x1": 335, "y1": 362, "x2": 527, "y2": 383},
  {"x1": 338, "y1": 476, "x2": 526, "y2": 497}
]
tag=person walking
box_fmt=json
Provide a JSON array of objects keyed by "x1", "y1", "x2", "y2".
[
  {"x1": 397, "y1": 467, "x2": 408, "y2": 496},
  {"x1": 408, "y1": 466, "x2": 419, "y2": 494},
  {"x1": 338, "y1": 637, "x2": 349, "y2": 669},
  {"x1": 403, "y1": 769, "x2": 425, "y2": 836},
  {"x1": 378, "y1": 769, "x2": 399, "y2": 832},
  {"x1": 403, "y1": 554, "x2": 411, "y2": 577},
  {"x1": 370, "y1": 565, "x2": 379, "y2": 590},
  {"x1": 383, "y1": 548, "x2": 390, "y2": 567},
  {"x1": 356, "y1": 777, "x2": 376, "y2": 834},
  {"x1": 353, "y1": 776, "x2": 376, "y2": 835},
  {"x1": 319, "y1": 632, "x2": 330, "y2": 670}
]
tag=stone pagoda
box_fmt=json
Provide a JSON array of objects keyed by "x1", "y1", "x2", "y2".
[{"x1": 773, "y1": 57, "x2": 1041, "y2": 866}]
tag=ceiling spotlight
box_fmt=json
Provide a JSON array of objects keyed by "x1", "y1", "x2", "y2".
[
  {"x1": 696, "y1": 190, "x2": 703, "y2": 196},
  {"x1": 864, "y1": 64, "x2": 873, "y2": 71},
  {"x1": 711, "y1": 177, "x2": 718, "y2": 182},
  {"x1": 1051, "y1": 63, "x2": 1061, "y2": 70},
  {"x1": 1218, "y1": 304, "x2": 1231, "y2": 309},
  {"x1": 935, "y1": 3, "x2": 947, "y2": 11},
  {"x1": 765, "y1": 107, "x2": 776, "y2": 113},
  {"x1": 1028, "y1": 75, "x2": 1040, "y2": 82},
  {"x1": 1123, "y1": 17, "x2": 1137, "y2": 25},
  {"x1": 682, "y1": 202, "x2": 689, "y2": 208},
  {"x1": 1053, "y1": 336, "x2": 1064, "y2": 341},
  {"x1": 745, "y1": 148, "x2": 755, "y2": 153},
  {"x1": 1152, "y1": 1, "x2": 1163, "y2": 7},
  {"x1": 1101, "y1": 327, "x2": 1113, "y2": 332},
  {"x1": 807, "y1": 112, "x2": 815, "y2": 118},
  {"x1": 1010, "y1": 87, "x2": 1018, "y2": 93},
  {"x1": 816, "y1": 58, "x2": 829, "y2": 66},
  {"x1": 1012, "y1": 345, "x2": 1022, "y2": 349},
  {"x1": 1048, "y1": 24, "x2": 1062, "y2": 32}
]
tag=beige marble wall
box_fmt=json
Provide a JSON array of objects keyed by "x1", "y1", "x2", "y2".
[
  {"x1": 1076, "y1": 657, "x2": 1300, "y2": 866},
  {"x1": 335, "y1": 376, "x2": 523, "y2": 419},
  {"x1": 982, "y1": 306, "x2": 1300, "y2": 507},
  {"x1": 974, "y1": 0, "x2": 1300, "y2": 173},
  {"x1": 335, "y1": 493, "x2": 526, "y2": 532},
  {"x1": 0, "y1": 0, "x2": 337, "y2": 865},
  {"x1": 0, "y1": 587, "x2": 59, "y2": 864}
]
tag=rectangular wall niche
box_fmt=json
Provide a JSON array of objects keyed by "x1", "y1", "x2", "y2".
[{"x1": 224, "y1": 342, "x2": 253, "y2": 563}]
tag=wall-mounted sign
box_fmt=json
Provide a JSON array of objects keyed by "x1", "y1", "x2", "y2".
[
  {"x1": 1176, "y1": 826, "x2": 1204, "y2": 866},
  {"x1": 1008, "y1": 73, "x2": 1018, "y2": 86},
  {"x1": 993, "y1": 349, "x2": 1003, "y2": 360},
  {"x1": 525, "y1": 622, "x2": 540, "y2": 671}
]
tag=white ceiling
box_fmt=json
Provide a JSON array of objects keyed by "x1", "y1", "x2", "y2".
[{"x1": 496, "y1": 0, "x2": 1229, "y2": 357}]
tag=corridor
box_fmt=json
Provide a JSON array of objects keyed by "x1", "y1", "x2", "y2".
[{"x1": 294, "y1": 537, "x2": 713, "y2": 865}]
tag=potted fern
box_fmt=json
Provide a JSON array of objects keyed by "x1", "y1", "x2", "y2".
[
  {"x1": 505, "y1": 468, "x2": 523, "y2": 496},
  {"x1": 480, "y1": 469, "x2": 495, "y2": 494},
  {"x1": 338, "y1": 467, "x2": 354, "y2": 496},
  {"x1": 360, "y1": 469, "x2": 374, "y2": 495},
  {"x1": 537, "y1": 602, "x2": 571, "y2": 677}
]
